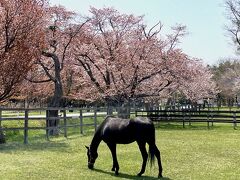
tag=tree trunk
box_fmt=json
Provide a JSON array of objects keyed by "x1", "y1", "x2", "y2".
[
  {"x1": 105, "y1": 97, "x2": 114, "y2": 115},
  {"x1": 117, "y1": 100, "x2": 131, "y2": 119},
  {"x1": 46, "y1": 64, "x2": 63, "y2": 136},
  {"x1": 0, "y1": 115, "x2": 5, "y2": 143},
  {"x1": 0, "y1": 131, "x2": 5, "y2": 144},
  {"x1": 0, "y1": 124, "x2": 5, "y2": 144},
  {"x1": 46, "y1": 109, "x2": 60, "y2": 136}
]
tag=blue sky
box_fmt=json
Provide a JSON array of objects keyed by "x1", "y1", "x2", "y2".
[{"x1": 50, "y1": 0, "x2": 236, "y2": 65}]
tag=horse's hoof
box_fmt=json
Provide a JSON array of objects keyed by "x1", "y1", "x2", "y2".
[
  {"x1": 115, "y1": 171, "x2": 119, "y2": 176},
  {"x1": 137, "y1": 173, "x2": 142, "y2": 177},
  {"x1": 158, "y1": 174, "x2": 163, "y2": 178}
]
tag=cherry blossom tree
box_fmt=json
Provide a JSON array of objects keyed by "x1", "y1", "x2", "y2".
[
  {"x1": 73, "y1": 8, "x2": 180, "y2": 101},
  {"x1": 211, "y1": 59, "x2": 240, "y2": 106},
  {"x1": 72, "y1": 7, "x2": 217, "y2": 116},
  {"x1": 0, "y1": 0, "x2": 46, "y2": 103},
  {"x1": 0, "y1": 0, "x2": 47, "y2": 143},
  {"x1": 176, "y1": 59, "x2": 217, "y2": 102},
  {"x1": 221, "y1": 0, "x2": 240, "y2": 105},
  {"x1": 225, "y1": 0, "x2": 240, "y2": 51},
  {"x1": 14, "y1": 5, "x2": 217, "y2": 119},
  {"x1": 25, "y1": 5, "x2": 88, "y2": 134}
]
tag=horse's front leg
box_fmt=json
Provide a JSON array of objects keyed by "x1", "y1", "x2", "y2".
[
  {"x1": 137, "y1": 141, "x2": 148, "y2": 177},
  {"x1": 107, "y1": 143, "x2": 119, "y2": 175}
]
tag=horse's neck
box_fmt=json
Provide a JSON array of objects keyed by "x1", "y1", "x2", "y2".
[{"x1": 90, "y1": 129, "x2": 102, "y2": 153}]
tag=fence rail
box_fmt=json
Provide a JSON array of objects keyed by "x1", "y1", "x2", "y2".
[
  {"x1": 136, "y1": 109, "x2": 240, "y2": 129},
  {"x1": 0, "y1": 107, "x2": 108, "y2": 144},
  {"x1": 3, "y1": 107, "x2": 238, "y2": 144}
]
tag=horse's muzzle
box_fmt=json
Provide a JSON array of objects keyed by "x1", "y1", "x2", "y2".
[{"x1": 88, "y1": 163, "x2": 94, "y2": 169}]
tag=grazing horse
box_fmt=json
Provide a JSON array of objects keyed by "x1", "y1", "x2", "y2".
[{"x1": 85, "y1": 116, "x2": 163, "y2": 178}]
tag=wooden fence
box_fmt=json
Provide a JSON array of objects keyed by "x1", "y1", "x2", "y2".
[
  {"x1": 0, "y1": 107, "x2": 108, "y2": 144},
  {"x1": 3, "y1": 107, "x2": 239, "y2": 144},
  {"x1": 135, "y1": 109, "x2": 240, "y2": 129}
]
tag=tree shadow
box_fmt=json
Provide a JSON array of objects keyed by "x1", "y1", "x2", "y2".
[
  {"x1": 93, "y1": 168, "x2": 172, "y2": 180},
  {"x1": 0, "y1": 141, "x2": 70, "y2": 153}
]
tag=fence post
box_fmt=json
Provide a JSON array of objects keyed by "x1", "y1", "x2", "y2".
[
  {"x1": 0, "y1": 108, "x2": 5, "y2": 144},
  {"x1": 233, "y1": 111, "x2": 237, "y2": 130},
  {"x1": 63, "y1": 109, "x2": 67, "y2": 138},
  {"x1": 189, "y1": 111, "x2": 192, "y2": 126},
  {"x1": 207, "y1": 110, "x2": 209, "y2": 129},
  {"x1": 46, "y1": 110, "x2": 49, "y2": 140},
  {"x1": 80, "y1": 109, "x2": 83, "y2": 134},
  {"x1": 183, "y1": 111, "x2": 185, "y2": 128},
  {"x1": 207, "y1": 110, "x2": 213, "y2": 129},
  {"x1": 0, "y1": 109, "x2": 2, "y2": 127},
  {"x1": 24, "y1": 109, "x2": 29, "y2": 144},
  {"x1": 94, "y1": 108, "x2": 97, "y2": 131}
]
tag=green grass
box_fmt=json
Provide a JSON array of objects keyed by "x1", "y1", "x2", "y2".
[{"x1": 0, "y1": 123, "x2": 240, "y2": 179}]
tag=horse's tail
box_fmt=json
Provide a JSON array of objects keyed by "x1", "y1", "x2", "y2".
[
  {"x1": 148, "y1": 123, "x2": 156, "y2": 168},
  {"x1": 148, "y1": 144, "x2": 155, "y2": 168}
]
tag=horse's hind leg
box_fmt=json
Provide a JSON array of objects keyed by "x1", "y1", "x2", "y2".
[
  {"x1": 107, "y1": 143, "x2": 119, "y2": 175},
  {"x1": 153, "y1": 144, "x2": 163, "y2": 178},
  {"x1": 137, "y1": 141, "x2": 148, "y2": 176}
]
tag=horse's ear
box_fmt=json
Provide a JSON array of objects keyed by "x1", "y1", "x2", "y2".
[{"x1": 85, "y1": 145, "x2": 89, "y2": 150}]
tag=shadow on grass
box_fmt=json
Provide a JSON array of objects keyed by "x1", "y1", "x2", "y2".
[
  {"x1": 0, "y1": 127, "x2": 97, "y2": 153},
  {"x1": 93, "y1": 168, "x2": 172, "y2": 180},
  {"x1": 0, "y1": 140, "x2": 70, "y2": 153}
]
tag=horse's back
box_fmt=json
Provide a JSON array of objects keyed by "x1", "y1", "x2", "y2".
[
  {"x1": 134, "y1": 116, "x2": 155, "y2": 139},
  {"x1": 100, "y1": 116, "x2": 154, "y2": 144},
  {"x1": 100, "y1": 117, "x2": 133, "y2": 143},
  {"x1": 134, "y1": 116, "x2": 153, "y2": 126}
]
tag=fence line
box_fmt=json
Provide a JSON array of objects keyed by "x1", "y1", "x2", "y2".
[
  {"x1": 136, "y1": 109, "x2": 240, "y2": 129},
  {"x1": 0, "y1": 107, "x2": 108, "y2": 144},
  {"x1": 4, "y1": 107, "x2": 238, "y2": 144}
]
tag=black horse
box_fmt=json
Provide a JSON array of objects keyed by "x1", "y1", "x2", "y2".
[{"x1": 85, "y1": 116, "x2": 163, "y2": 178}]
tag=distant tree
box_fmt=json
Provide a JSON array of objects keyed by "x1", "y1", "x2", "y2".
[
  {"x1": 211, "y1": 59, "x2": 240, "y2": 105},
  {"x1": 177, "y1": 60, "x2": 217, "y2": 102},
  {"x1": 224, "y1": 0, "x2": 240, "y2": 101},
  {"x1": 225, "y1": 0, "x2": 240, "y2": 52}
]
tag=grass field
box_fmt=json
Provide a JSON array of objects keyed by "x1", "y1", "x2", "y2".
[{"x1": 0, "y1": 123, "x2": 240, "y2": 180}]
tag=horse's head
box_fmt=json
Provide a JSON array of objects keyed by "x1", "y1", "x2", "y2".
[{"x1": 85, "y1": 145, "x2": 98, "y2": 169}]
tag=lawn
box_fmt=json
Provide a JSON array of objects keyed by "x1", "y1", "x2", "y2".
[{"x1": 0, "y1": 123, "x2": 240, "y2": 180}]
